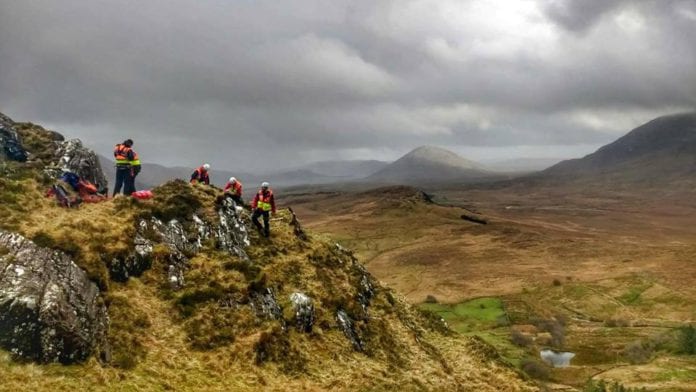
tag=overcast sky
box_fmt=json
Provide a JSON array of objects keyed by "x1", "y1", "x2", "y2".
[{"x1": 1, "y1": 0, "x2": 694, "y2": 170}]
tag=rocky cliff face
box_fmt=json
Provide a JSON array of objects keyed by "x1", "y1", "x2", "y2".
[{"x1": 0, "y1": 231, "x2": 109, "y2": 364}]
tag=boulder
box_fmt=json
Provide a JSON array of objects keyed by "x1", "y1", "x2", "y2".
[
  {"x1": 54, "y1": 139, "x2": 108, "y2": 190},
  {"x1": 0, "y1": 231, "x2": 109, "y2": 364},
  {"x1": 0, "y1": 113, "x2": 28, "y2": 162}
]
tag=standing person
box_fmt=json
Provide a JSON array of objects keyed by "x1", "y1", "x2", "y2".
[
  {"x1": 190, "y1": 164, "x2": 211, "y2": 185},
  {"x1": 251, "y1": 181, "x2": 276, "y2": 238},
  {"x1": 113, "y1": 139, "x2": 134, "y2": 197},
  {"x1": 125, "y1": 148, "x2": 141, "y2": 195},
  {"x1": 223, "y1": 177, "x2": 244, "y2": 205}
]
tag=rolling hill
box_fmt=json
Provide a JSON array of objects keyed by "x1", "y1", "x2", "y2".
[{"x1": 367, "y1": 145, "x2": 493, "y2": 184}]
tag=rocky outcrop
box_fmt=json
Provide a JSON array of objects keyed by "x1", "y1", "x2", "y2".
[
  {"x1": 107, "y1": 220, "x2": 154, "y2": 282},
  {"x1": 0, "y1": 231, "x2": 109, "y2": 364},
  {"x1": 289, "y1": 292, "x2": 314, "y2": 333},
  {"x1": 0, "y1": 113, "x2": 28, "y2": 162},
  {"x1": 110, "y1": 197, "x2": 250, "y2": 287},
  {"x1": 54, "y1": 139, "x2": 108, "y2": 190},
  {"x1": 215, "y1": 196, "x2": 250, "y2": 260},
  {"x1": 250, "y1": 288, "x2": 284, "y2": 324},
  {"x1": 336, "y1": 309, "x2": 363, "y2": 351}
]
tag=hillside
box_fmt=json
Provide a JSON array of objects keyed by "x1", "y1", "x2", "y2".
[
  {"x1": 0, "y1": 113, "x2": 536, "y2": 391},
  {"x1": 367, "y1": 146, "x2": 493, "y2": 184},
  {"x1": 539, "y1": 112, "x2": 696, "y2": 188}
]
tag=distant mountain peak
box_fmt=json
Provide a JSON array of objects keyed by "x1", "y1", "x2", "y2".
[
  {"x1": 367, "y1": 145, "x2": 491, "y2": 184},
  {"x1": 397, "y1": 145, "x2": 484, "y2": 170}
]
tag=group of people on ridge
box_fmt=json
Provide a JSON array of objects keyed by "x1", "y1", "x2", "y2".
[{"x1": 112, "y1": 140, "x2": 277, "y2": 237}]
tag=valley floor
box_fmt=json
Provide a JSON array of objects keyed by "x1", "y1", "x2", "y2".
[{"x1": 286, "y1": 185, "x2": 696, "y2": 391}]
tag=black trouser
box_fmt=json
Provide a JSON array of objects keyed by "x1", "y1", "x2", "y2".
[
  {"x1": 251, "y1": 209, "x2": 270, "y2": 237},
  {"x1": 230, "y1": 194, "x2": 244, "y2": 206},
  {"x1": 125, "y1": 165, "x2": 141, "y2": 195},
  {"x1": 113, "y1": 166, "x2": 131, "y2": 196}
]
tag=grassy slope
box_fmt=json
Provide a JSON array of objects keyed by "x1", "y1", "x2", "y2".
[{"x1": 0, "y1": 125, "x2": 536, "y2": 391}]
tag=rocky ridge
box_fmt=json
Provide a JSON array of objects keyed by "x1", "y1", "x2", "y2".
[{"x1": 0, "y1": 111, "x2": 537, "y2": 391}]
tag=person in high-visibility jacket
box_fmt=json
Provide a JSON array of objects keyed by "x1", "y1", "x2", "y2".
[
  {"x1": 223, "y1": 177, "x2": 244, "y2": 205},
  {"x1": 125, "y1": 150, "x2": 141, "y2": 195},
  {"x1": 251, "y1": 182, "x2": 276, "y2": 237},
  {"x1": 113, "y1": 139, "x2": 135, "y2": 197},
  {"x1": 190, "y1": 164, "x2": 211, "y2": 185}
]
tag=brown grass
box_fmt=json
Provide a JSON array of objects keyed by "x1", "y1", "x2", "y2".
[{"x1": 0, "y1": 167, "x2": 536, "y2": 390}]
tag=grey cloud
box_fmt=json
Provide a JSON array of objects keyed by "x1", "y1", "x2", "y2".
[
  {"x1": 0, "y1": 0, "x2": 695, "y2": 171},
  {"x1": 543, "y1": 0, "x2": 627, "y2": 32}
]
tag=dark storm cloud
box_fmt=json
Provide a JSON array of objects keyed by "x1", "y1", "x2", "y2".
[{"x1": 0, "y1": 0, "x2": 694, "y2": 170}]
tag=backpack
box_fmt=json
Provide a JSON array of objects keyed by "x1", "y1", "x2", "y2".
[{"x1": 60, "y1": 172, "x2": 81, "y2": 191}]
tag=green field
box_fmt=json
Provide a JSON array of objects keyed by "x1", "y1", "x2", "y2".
[{"x1": 420, "y1": 297, "x2": 507, "y2": 333}]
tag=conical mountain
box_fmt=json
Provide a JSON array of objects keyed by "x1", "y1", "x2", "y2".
[{"x1": 367, "y1": 145, "x2": 490, "y2": 184}]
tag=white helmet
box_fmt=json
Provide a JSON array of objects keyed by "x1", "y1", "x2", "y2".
[
  {"x1": 261, "y1": 181, "x2": 270, "y2": 188},
  {"x1": 229, "y1": 177, "x2": 237, "y2": 183},
  {"x1": 203, "y1": 163, "x2": 210, "y2": 170}
]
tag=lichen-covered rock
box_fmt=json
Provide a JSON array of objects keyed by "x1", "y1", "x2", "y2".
[
  {"x1": 108, "y1": 220, "x2": 154, "y2": 281},
  {"x1": 0, "y1": 231, "x2": 109, "y2": 364},
  {"x1": 356, "y1": 266, "x2": 375, "y2": 315},
  {"x1": 250, "y1": 288, "x2": 285, "y2": 328},
  {"x1": 289, "y1": 292, "x2": 314, "y2": 333},
  {"x1": 215, "y1": 196, "x2": 250, "y2": 261},
  {"x1": 336, "y1": 309, "x2": 363, "y2": 351},
  {"x1": 0, "y1": 113, "x2": 28, "y2": 162},
  {"x1": 54, "y1": 139, "x2": 108, "y2": 190}
]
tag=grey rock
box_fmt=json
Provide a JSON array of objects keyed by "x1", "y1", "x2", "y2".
[
  {"x1": 356, "y1": 271, "x2": 375, "y2": 315},
  {"x1": 289, "y1": 292, "x2": 314, "y2": 333},
  {"x1": 0, "y1": 113, "x2": 28, "y2": 163},
  {"x1": 0, "y1": 231, "x2": 108, "y2": 364},
  {"x1": 215, "y1": 196, "x2": 250, "y2": 261},
  {"x1": 336, "y1": 310, "x2": 363, "y2": 351},
  {"x1": 250, "y1": 288, "x2": 285, "y2": 329},
  {"x1": 54, "y1": 139, "x2": 108, "y2": 190},
  {"x1": 110, "y1": 196, "x2": 251, "y2": 288},
  {"x1": 167, "y1": 265, "x2": 184, "y2": 290},
  {"x1": 108, "y1": 221, "x2": 154, "y2": 282}
]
